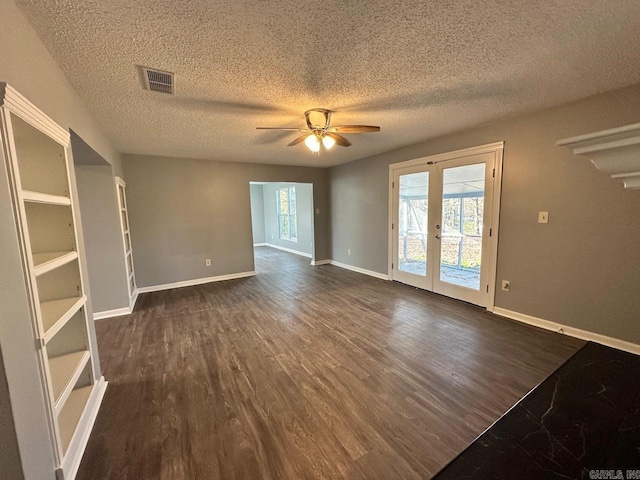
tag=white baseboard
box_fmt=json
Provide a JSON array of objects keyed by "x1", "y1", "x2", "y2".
[
  {"x1": 93, "y1": 289, "x2": 139, "y2": 320},
  {"x1": 136, "y1": 271, "x2": 256, "y2": 294},
  {"x1": 93, "y1": 306, "x2": 130, "y2": 320},
  {"x1": 59, "y1": 376, "x2": 107, "y2": 480},
  {"x1": 265, "y1": 243, "x2": 312, "y2": 258},
  {"x1": 493, "y1": 307, "x2": 640, "y2": 356},
  {"x1": 329, "y1": 260, "x2": 390, "y2": 281},
  {"x1": 253, "y1": 243, "x2": 266, "y2": 247},
  {"x1": 311, "y1": 259, "x2": 331, "y2": 266}
]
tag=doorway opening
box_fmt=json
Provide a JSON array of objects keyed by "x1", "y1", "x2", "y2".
[
  {"x1": 71, "y1": 131, "x2": 132, "y2": 316},
  {"x1": 249, "y1": 182, "x2": 315, "y2": 274},
  {"x1": 389, "y1": 143, "x2": 504, "y2": 309}
]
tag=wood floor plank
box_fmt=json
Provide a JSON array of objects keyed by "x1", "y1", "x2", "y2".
[{"x1": 77, "y1": 247, "x2": 583, "y2": 479}]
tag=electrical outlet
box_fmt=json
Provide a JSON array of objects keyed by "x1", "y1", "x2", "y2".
[
  {"x1": 501, "y1": 280, "x2": 510, "y2": 291},
  {"x1": 538, "y1": 211, "x2": 549, "y2": 224},
  {"x1": 316, "y1": 208, "x2": 320, "y2": 214},
  {"x1": 205, "y1": 259, "x2": 211, "y2": 267},
  {"x1": 347, "y1": 249, "x2": 352, "y2": 256}
]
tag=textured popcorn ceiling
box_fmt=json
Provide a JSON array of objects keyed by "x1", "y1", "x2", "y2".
[{"x1": 15, "y1": 0, "x2": 640, "y2": 167}]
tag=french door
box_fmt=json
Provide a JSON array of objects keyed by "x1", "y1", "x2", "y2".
[{"x1": 390, "y1": 145, "x2": 502, "y2": 307}]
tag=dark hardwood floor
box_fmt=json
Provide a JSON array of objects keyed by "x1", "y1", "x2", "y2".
[{"x1": 77, "y1": 247, "x2": 583, "y2": 479}]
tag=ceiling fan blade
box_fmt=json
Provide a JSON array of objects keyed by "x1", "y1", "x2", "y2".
[
  {"x1": 326, "y1": 133, "x2": 351, "y2": 147},
  {"x1": 327, "y1": 125, "x2": 380, "y2": 133},
  {"x1": 256, "y1": 127, "x2": 308, "y2": 131},
  {"x1": 287, "y1": 134, "x2": 310, "y2": 146}
]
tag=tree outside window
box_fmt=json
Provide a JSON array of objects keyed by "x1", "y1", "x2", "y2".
[{"x1": 277, "y1": 186, "x2": 297, "y2": 241}]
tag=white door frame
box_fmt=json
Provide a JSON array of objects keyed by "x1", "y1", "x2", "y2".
[
  {"x1": 390, "y1": 164, "x2": 436, "y2": 291},
  {"x1": 388, "y1": 142, "x2": 504, "y2": 311}
]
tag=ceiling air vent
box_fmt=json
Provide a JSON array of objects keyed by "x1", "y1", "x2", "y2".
[{"x1": 141, "y1": 66, "x2": 174, "y2": 94}]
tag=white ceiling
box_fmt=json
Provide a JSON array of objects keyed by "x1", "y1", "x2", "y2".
[{"x1": 16, "y1": 0, "x2": 640, "y2": 167}]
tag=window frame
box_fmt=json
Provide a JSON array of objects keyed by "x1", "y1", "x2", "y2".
[{"x1": 276, "y1": 186, "x2": 297, "y2": 242}]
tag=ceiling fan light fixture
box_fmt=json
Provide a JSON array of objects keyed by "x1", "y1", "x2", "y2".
[
  {"x1": 305, "y1": 134, "x2": 320, "y2": 152},
  {"x1": 321, "y1": 135, "x2": 336, "y2": 150},
  {"x1": 257, "y1": 108, "x2": 380, "y2": 153}
]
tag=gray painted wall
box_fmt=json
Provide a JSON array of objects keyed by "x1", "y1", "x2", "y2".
[
  {"x1": 263, "y1": 183, "x2": 314, "y2": 256},
  {"x1": 75, "y1": 165, "x2": 130, "y2": 312},
  {"x1": 329, "y1": 83, "x2": 640, "y2": 344},
  {"x1": 122, "y1": 154, "x2": 329, "y2": 288},
  {"x1": 249, "y1": 184, "x2": 265, "y2": 245}
]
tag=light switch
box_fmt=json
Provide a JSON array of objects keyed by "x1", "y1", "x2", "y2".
[
  {"x1": 316, "y1": 208, "x2": 320, "y2": 214},
  {"x1": 538, "y1": 211, "x2": 549, "y2": 224}
]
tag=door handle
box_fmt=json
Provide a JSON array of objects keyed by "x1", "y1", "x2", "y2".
[{"x1": 435, "y1": 234, "x2": 441, "y2": 240}]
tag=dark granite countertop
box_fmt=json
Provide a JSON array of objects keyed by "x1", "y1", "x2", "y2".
[{"x1": 434, "y1": 342, "x2": 640, "y2": 480}]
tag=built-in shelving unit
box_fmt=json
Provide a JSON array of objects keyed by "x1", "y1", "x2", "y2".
[
  {"x1": 58, "y1": 384, "x2": 94, "y2": 454},
  {"x1": 41, "y1": 295, "x2": 87, "y2": 342},
  {"x1": 557, "y1": 122, "x2": 640, "y2": 189},
  {"x1": 0, "y1": 83, "x2": 106, "y2": 480},
  {"x1": 22, "y1": 190, "x2": 72, "y2": 205},
  {"x1": 50, "y1": 350, "x2": 91, "y2": 410},
  {"x1": 115, "y1": 177, "x2": 137, "y2": 308},
  {"x1": 33, "y1": 251, "x2": 79, "y2": 276}
]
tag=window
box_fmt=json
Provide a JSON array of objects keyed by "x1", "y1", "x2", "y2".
[{"x1": 277, "y1": 186, "x2": 297, "y2": 241}]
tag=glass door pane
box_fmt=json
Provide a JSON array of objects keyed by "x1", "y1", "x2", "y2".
[
  {"x1": 439, "y1": 163, "x2": 485, "y2": 290},
  {"x1": 398, "y1": 171, "x2": 429, "y2": 275}
]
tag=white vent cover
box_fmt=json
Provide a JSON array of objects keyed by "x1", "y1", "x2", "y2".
[{"x1": 141, "y1": 66, "x2": 174, "y2": 94}]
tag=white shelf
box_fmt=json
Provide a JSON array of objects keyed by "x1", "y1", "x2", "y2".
[
  {"x1": 117, "y1": 178, "x2": 135, "y2": 308},
  {"x1": 58, "y1": 385, "x2": 93, "y2": 455},
  {"x1": 557, "y1": 122, "x2": 640, "y2": 189},
  {"x1": 49, "y1": 351, "x2": 91, "y2": 414},
  {"x1": 22, "y1": 190, "x2": 71, "y2": 206},
  {"x1": 41, "y1": 296, "x2": 86, "y2": 343},
  {"x1": 3, "y1": 84, "x2": 101, "y2": 474},
  {"x1": 33, "y1": 251, "x2": 78, "y2": 276}
]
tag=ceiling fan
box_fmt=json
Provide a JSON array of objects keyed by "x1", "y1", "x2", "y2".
[{"x1": 257, "y1": 108, "x2": 380, "y2": 153}]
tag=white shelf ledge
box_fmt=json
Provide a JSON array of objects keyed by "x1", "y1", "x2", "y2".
[
  {"x1": 58, "y1": 384, "x2": 93, "y2": 455},
  {"x1": 33, "y1": 251, "x2": 78, "y2": 276},
  {"x1": 41, "y1": 295, "x2": 87, "y2": 343},
  {"x1": 49, "y1": 350, "x2": 91, "y2": 414},
  {"x1": 557, "y1": 122, "x2": 640, "y2": 189},
  {"x1": 22, "y1": 190, "x2": 71, "y2": 206}
]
